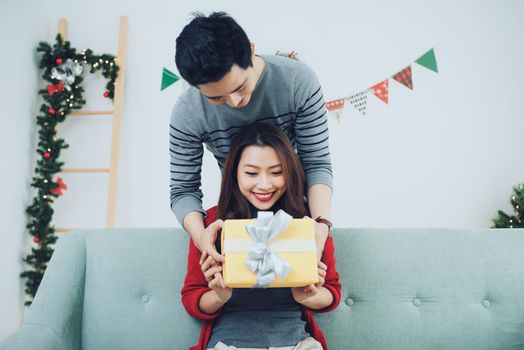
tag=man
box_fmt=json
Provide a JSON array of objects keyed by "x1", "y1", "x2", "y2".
[{"x1": 170, "y1": 12, "x2": 333, "y2": 262}]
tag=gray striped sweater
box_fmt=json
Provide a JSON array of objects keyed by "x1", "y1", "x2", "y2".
[{"x1": 169, "y1": 54, "x2": 332, "y2": 226}]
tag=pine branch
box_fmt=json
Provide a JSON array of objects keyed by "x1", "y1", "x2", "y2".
[
  {"x1": 21, "y1": 34, "x2": 119, "y2": 305},
  {"x1": 492, "y1": 183, "x2": 524, "y2": 228}
]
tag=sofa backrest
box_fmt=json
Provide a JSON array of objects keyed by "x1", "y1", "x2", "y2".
[
  {"x1": 321, "y1": 228, "x2": 524, "y2": 350},
  {"x1": 81, "y1": 229, "x2": 199, "y2": 350},
  {"x1": 33, "y1": 227, "x2": 524, "y2": 350}
]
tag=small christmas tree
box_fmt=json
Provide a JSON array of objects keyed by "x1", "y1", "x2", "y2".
[{"x1": 492, "y1": 183, "x2": 524, "y2": 228}]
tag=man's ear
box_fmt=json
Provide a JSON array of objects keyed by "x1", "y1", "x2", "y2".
[{"x1": 250, "y1": 42, "x2": 256, "y2": 63}]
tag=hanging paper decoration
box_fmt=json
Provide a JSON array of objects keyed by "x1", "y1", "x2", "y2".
[
  {"x1": 326, "y1": 98, "x2": 346, "y2": 122},
  {"x1": 276, "y1": 50, "x2": 299, "y2": 61},
  {"x1": 161, "y1": 68, "x2": 180, "y2": 91},
  {"x1": 347, "y1": 91, "x2": 368, "y2": 116},
  {"x1": 324, "y1": 47, "x2": 438, "y2": 119},
  {"x1": 369, "y1": 80, "x2": 389, "y2": 104},
  {"x1": 415, "y1": 48, "x2": 438, "y2": 73},
  {"x1": 326, "y1": 98, "x2": 345, "y2": 112},
  {"x1": 325, "y1": 98, "x2": 345, "y2": 122},
  {"x1": 392, "y1": 66, "x2": 413, "y2": 90}
]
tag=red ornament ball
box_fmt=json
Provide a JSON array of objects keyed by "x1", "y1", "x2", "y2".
[
  {"x1": 48, "y1": 107, "x2": 56, "y2": 115},
  {"x1": 43, "y1": 152, "x2": 51, "y2": 159},
  {"x1": 56, "y1": 58, "x2": 63, "y2": 65},
  {"x1": 103, "y1": 91, "x2": 110, "y2": 98},
  {"x1": 33, "y1": 236, "x2": 40, "y2": 243}
]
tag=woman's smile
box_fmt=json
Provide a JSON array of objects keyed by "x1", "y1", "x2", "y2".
[{"x1": 253, "y1": 191, "x2": 275, "y2": 202}]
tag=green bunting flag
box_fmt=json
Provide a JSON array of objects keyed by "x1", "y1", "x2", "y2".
[
  {"x1": 415, "y1": 48, "x2": 438, "y2": 73},
  {"x1": 161, "y1": 68, "x2": 180, "y2": 91}
]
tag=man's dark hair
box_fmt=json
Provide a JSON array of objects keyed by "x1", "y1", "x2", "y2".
[{"x1": 175, "y1": 12, "x2": 253, "y2": 86}]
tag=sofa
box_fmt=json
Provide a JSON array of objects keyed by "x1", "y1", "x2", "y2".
[{"x1": 1, "y1": 227, "x2": 524, "y2": 350}]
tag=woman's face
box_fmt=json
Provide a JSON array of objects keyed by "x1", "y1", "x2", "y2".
[{"x1": 237, "y1": 145, "x2": 286, "y2": 211}]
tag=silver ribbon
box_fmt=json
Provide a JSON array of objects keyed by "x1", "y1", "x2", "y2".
[
  {"x1": 244, "y1": 210, "x2": 293, "y2": 287},
  {"x1": 51, "y1": 59, "x2": 83, "y2": 85}
]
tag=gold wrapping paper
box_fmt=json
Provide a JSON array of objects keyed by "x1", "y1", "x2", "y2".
[{"x1": 221, "y1": 217, "x2": 318, "y2": 288}]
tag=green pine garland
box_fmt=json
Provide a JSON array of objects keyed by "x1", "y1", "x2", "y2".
[
  {"x1": 21, "y1": 34, "x2": 119, "y2": 305},
  {"x1": 492, "y1": 183, "x2": 524, "y2": 228}
]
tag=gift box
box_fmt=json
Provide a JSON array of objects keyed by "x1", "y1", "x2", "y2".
[{"x1": 221, "y1": 210, "x2": 318, "y2": 288}]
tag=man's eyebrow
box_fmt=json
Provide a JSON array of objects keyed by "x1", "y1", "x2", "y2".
[{"x1": 204, "y1": 79, "x2": 247, "y2": 99}]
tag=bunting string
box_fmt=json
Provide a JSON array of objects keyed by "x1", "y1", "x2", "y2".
[{"x1": 325, "y1": 48, "x2": 438, "y2": 118}]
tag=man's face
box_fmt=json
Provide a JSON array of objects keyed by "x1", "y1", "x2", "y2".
[{"x1": 197, "y1": 63, "x2": 258, "y2": 108}]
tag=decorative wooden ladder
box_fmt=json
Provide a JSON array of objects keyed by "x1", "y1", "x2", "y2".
[{"x1": 55, "y1": 17, "x2": 128, "y2": 232}]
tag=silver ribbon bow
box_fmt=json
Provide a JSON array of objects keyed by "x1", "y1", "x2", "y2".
[
  {"x1": 244, "y1": 210, "x2": 293, "y2": 287},
  {"x1": 51, "y1": 59, "x2": 83, "y2": 85}
]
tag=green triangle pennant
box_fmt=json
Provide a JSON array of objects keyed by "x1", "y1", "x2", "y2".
[
  {"x1": 161, "y1": 68, "x2": 180, "y2": 91},
  {"x1": 415, "y1": 48, "x2": 438, "y2": 73}
]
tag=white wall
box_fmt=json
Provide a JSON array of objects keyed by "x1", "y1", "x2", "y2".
[{"x1": 1, "y1": 0, "x2": 523, "y2": 341}]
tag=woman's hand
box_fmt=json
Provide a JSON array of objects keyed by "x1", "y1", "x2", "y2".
[
  {"x1": 200, "y1": 251, "x2": 232, "y2": 303},
  {"x1": 291, "y1": 260, "x2": 327, "y2": 304}
]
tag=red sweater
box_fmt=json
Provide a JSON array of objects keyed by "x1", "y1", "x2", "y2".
[{"x1": 181, "y1": 206, "x2": 341, "y2": 350}]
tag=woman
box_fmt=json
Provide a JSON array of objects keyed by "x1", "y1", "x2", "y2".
[{"x1": 181, "y1": 123, "x2": 340, "y2": 350}]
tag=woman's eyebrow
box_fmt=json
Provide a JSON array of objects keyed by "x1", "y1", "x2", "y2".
[
  {"x1": 242, "y1": 164, "x2": 281, "y2": 169},
  {"x1": 243, "y1": 164, "x2": 260, "y2": 169}
]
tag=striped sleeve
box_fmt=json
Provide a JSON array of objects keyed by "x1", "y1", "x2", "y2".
[
  {"x1": 169, "y1": 114, "x2": 206, "y2": 228},
  {"x1": 293, "y1": 65, "x2": 333, "y2": 190}
]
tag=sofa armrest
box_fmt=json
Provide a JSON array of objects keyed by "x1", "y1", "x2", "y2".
[
  {"x1": 0, "y1": 324, "x2": 75, "y2": 350},
  {"x1": 1, "y1": 231, "x2": 88, "y2": 350}
]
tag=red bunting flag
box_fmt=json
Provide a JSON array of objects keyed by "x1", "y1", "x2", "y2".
[
  {"x1": 325, "y1": 98, "x2": 345, "y2": 112},
  {"x1": 369, "y1": 79, "x2": 389, "y2": 104},
  {"x1": 392, "y1": 66, "x2": 413, "y2": 90}
]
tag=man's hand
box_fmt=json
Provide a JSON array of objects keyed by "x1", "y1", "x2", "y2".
[{"x1": 195, "y1": 219, "x2": 224, "y2": 262}]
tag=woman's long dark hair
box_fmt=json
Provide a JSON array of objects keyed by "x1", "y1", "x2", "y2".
[{"x1": 217, "y1": 123, "x2": 310, "y2": 220}]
